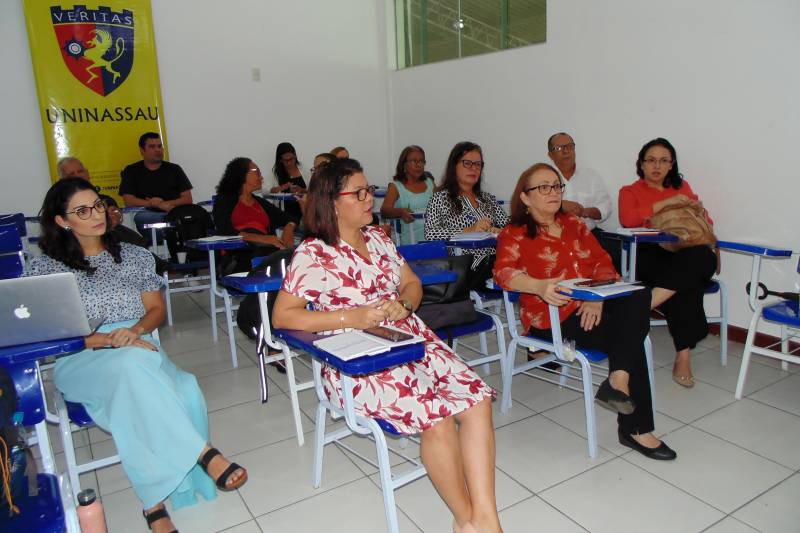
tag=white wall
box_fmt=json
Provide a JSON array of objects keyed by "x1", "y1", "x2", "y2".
[
  {"x1": 0, "y1": 0, "x2": 391, "y2": 213},
  {"x1": 389, "y1": 0, "x2": 800, "y2": 331}
]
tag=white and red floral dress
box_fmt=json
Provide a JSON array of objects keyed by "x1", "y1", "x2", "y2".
[{"x1": 282, "y1": 226, "x2": 494, "y2": 434}]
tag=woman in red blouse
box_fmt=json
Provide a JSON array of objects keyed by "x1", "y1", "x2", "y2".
[
  {"x1": 619, "y1": 138, "x2": 717, "y2": 388},
  {"x1": 212, "y1": 157, "x2": 297, "y2": 274},
  {"x1": 495, "y1": 163, "x2": 675, "y2": 461}
]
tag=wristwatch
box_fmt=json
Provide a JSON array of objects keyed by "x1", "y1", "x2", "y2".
[{"x1": 400, "y1": 299, "x2": 413, "y2": 313}]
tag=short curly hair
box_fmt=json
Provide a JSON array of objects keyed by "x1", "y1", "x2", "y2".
[{"x1": 216, "y1": 157, "x2": 253, "y2": 196}]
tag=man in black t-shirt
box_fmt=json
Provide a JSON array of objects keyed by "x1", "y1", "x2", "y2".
[{"x1": 119, "y1": 132, "x2": 194, "y2": 236}]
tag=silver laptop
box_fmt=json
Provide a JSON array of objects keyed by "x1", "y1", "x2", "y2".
[{"x1": 0, "y1": 272, "x2": 104, "y2": 348}]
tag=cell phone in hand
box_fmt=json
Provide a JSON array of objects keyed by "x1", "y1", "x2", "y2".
[
  {"x1": 363, "y1": 326, "x2": 414, "y2": 343},
  {"x1": 575, "y1": 279, "x2": 616, "y2": 288}
]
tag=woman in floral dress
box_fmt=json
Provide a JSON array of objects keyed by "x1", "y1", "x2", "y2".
[{"x1": 273, "y1": 158, "x2": 502, "y2": 533}]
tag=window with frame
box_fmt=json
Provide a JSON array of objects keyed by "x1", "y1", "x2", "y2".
[{"x1": 395, "y1": 0, "x2": 546, "y2": 69}]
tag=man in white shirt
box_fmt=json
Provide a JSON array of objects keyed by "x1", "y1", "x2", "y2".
[{"x1": 547, "y1": 132, "x2": 621, "y2": 270}]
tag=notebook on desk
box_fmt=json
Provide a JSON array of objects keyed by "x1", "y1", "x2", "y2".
[
  {"x1": 614, "y1": 227, "x2": 660, "y2": 236},
  {"x1": 450, "y1": 231, "x2": 496, "y2": 241},
  {"x1": 313, "y1": 325, "x2": 424, "y2": 361},
  {"x1": 0, "y1": 272, "x2": 103, "y2": 348},
  {"x1": 557, "y1": 278, "x2": 645, "y2": 298},
  {"x1": 191, "y1": 235, "x2": 244, "y2": 243}
]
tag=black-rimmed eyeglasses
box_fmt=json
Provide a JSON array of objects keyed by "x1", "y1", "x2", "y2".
[
  {"x1": 65, "y1": 199, "x2": 107, "y2": 220},
  {"x1": 524, "y1": 183, "x2": 566, "y2": 195},
  {"x1": 460, "y1": 159, "x2": 485, "y2": 170},
  {"x1": 338, "y1": 185, "x2": 377, "y2": 201}
]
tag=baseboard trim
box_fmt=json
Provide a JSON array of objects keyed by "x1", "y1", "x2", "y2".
[{"x1": 709, "y1": 324, "x2": 800, "y2": 352}]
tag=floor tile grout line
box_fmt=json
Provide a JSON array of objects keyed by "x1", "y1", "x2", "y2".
[
  {"x1": 620, "y1": 447, "x2": 796, "y2": 520},
  {"x1": 687, "y1": 420, "x2": 800, "y2": 471},
  {"x1": 691, "y1": 361, "x2": 797, "y2": 397},
  {"x1": 492, "y1": 434, "x2": 620, "y2": 497},
  {"x1": 700, "y1": 470, "x2": 797, "y2": 532},
  {"x1": 360, "y1": 469, "x2": 440, "y2": 533},
  {"x1": 495, "y1": 493, "x2": 592, "y2": 532},
  {"x1": 247, "y1": 475, "x2": 374, "y2": 523},
  {"x1": 617, "y1": 454, "x2": 734, "y2": 516},
  {"x1": 745, "y1": 393, "x2": 800, "y2": 418}
]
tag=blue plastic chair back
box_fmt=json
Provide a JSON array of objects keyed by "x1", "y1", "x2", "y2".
[
  {"x1": 0, "y1": 223, "x2": 23, "y2": 254},
  {"x1": 396, "y1": 240, "x2": 447, "y2": 261},
  {"x1": 0, "y1": 213, "x2": 26, "y2": 237},
  {"x1": 0, "y1": 254, "x2": 23, "y2": 279},
  {"x1": 0, "y1": 224, "x2": 24, "y2": 279}
]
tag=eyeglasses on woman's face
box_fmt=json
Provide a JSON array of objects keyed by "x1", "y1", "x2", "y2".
[
  {"x1": 65, "y1": 199, "x2": 107, "y2": 220},
  {"x1": 405, "y1": 159, "x2": 426, "y2": 167},
  {"x1": 524, "y1": 183, "x2": 566, "y2": 195},
  {"x1": 460, "y1": 159, "x2": 485, "y2": 170},
  {"x1": 338, "y1": 184, "x2": 377, "y2": 201},
  {"x1": 642, "y1": 157, "x2": 673, "y2": 167}
]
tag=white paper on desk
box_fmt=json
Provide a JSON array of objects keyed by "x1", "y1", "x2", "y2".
[
  {"x1": 313, "y1": 326, "x2": 424, "y2": 361},
  {"x1": 558, "y1": 278, "x2": 646, "y2": 297},
  {"x1": 450, "y1": 231, "x2": 496, "y2": 241},
  {"x1": 614, "y1": 227, "x2": 660, "y2": 235},
  {"x1": 192, "y1": 235, "x2": 244, "y2": 243}
]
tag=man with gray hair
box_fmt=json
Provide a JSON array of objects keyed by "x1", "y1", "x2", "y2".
[
  {"x1": 547, "y1": 132, "x2": 620, "y2": 270},
  {"x1": 56, "y1": 157, "x2": 91, "y2": 181}
]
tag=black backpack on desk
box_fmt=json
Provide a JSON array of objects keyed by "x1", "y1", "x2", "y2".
[{"x1": 164, "y1": 204, "x2": 215, "y2": 262}]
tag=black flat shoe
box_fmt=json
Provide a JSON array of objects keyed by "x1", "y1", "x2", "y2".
[
  {"x1": 143, "y1": 507, "x2": 178, "y2": 533},
  {"x1": 618, "y1": 429, "x2": 677, "y2": 461},
  {"x1": 528, "y1": 349, "x2": 561, "y2": 371},
  {"x1": 269, "y1": 359, "x2": 287, "y2": 374},
  {"x1": 595, "y1": 379, "x2": 636, "y2": 415}
]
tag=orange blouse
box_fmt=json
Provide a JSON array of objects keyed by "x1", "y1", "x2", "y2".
[
  {"x1": 618, "y1": 178, "x2": 712, "y2": 228},
  {"x1": 493, "y1": 214, "x2": 617, "y2": 332}
]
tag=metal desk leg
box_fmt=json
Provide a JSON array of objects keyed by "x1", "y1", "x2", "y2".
[
  {"x1": 208, "y1": 250, "x2": 218, "y2": 342},
  {"x1": 34, "y1": 362, "x2": 56, "y2": 474}
]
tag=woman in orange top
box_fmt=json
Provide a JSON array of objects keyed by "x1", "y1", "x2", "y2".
[
  {"x1": 494, "y1": 163, "x2": 675, "y2": 461},
  {"x1": 619, "y1": 138, "x2": 717, "y2": 388}
]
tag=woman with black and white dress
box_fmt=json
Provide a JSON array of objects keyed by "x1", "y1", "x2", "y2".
[{"x1": 424, "y1": 141, "x2": 508, "y2": 291}]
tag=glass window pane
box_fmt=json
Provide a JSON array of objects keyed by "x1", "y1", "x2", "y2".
[{"x1": 396, "y1": 0, "x2": 547, "y2": 69}]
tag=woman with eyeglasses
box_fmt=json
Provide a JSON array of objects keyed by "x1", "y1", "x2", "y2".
[
  {"x1": 272, "y1": 158, "x2": 502, "y2": 533},
  {"x1": 619, "y1": 138, "x2": 717, "y2": 388},
  {"x1": 212, "y1": 157, "x2": 297, "y2": 275},
  {"x1": 26, "y1": 178, "x2": 248, "y2": 532},
  {"x1": 494, "y1": 163, "x2": 676, "y2": 460},
  {"x1": 424, "y1": 141, "x2": 508, "y2": 290},
  {"x1": 380, "y1": 145, "x2": 436, "y2": 245}
]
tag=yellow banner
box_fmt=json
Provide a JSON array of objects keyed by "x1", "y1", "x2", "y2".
[{"x1": 23, "y1": 0, "x2": 167, "y2": 202}]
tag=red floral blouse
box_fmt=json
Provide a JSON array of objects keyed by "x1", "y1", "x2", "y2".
[{"x1": 493, "y1": 213, "x2": 617, "y2": 331}]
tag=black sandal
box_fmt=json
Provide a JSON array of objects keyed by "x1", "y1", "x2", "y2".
[
  {"x1": 143, "y1": 507, "x2": 178, "y2": 533},
  {"x1": 198, "y1": 447, "x2": 248, "y2": 491}
]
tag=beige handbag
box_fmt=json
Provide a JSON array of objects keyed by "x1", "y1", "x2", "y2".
[{"x1": 649, "y1": 202, "x2": 716, "y2": 252}]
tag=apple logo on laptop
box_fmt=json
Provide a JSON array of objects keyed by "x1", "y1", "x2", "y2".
[{"x1": 14, "y1": 305, "x2": 31, "y2": 319}]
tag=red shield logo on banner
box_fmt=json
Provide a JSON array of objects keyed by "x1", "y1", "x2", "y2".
[{"x1": 50, "y1": 5, "x2": 135, "y2": 97}]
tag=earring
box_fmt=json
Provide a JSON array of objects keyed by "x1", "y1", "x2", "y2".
[{"x1": 64, "y1": 226, "x2": 72, "y2": 231}]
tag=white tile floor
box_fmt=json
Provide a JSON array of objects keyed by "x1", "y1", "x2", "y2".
[{"x1": 52, "y1": 292, "x2": 800, "y2": 532}]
